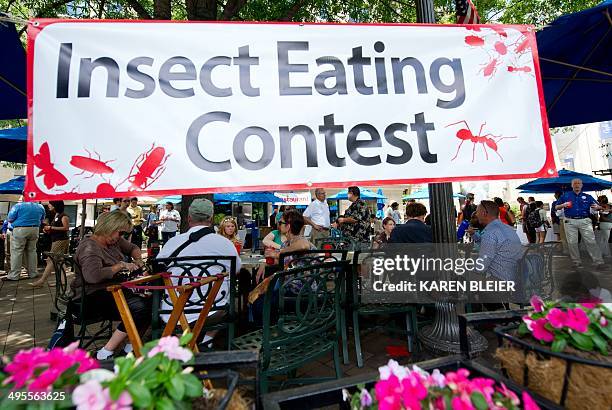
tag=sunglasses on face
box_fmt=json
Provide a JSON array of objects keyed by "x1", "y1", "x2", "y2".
[{"x1": 278, "y1": 221, "x2": 287, "y2": 225}]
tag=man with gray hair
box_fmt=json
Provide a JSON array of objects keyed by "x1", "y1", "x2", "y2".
[
  {"x1": 303, "y1": 188, "x2": 330, "y2": 243},
  {"x1": 156, "y1": 199, "x2": 241, "y2": 340},
  {"x1": 556, "y1": 178, "x2": 604, "y2": 268}
]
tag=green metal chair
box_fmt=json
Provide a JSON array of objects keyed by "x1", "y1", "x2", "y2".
[
  {"x1": 43, "y1": 252, "x2": 73, "y2": 322},
  {"x1": 232, "y1": 260, "x2": 349, "y2": 394},
  {"x1": 350, "y1": 250, "x2": 418, "y2": 368}
]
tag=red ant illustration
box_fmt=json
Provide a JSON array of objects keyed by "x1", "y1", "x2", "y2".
[
  {"x1": 494, "y1": 41, "x2": 507, "y2": 55},
  {"x1": 480, "y1": 58, "x2": 500, "y2": 77},
  {"x1": 464, "y1": 35, "x2": 485, "y2": 47},
  {"x1": 507, "y1": 66, "x2": 532, "y2": 73},
  {"x1": 34, "y1": 142, "x2": 68, "y2": 189},
  {"x1": 70, "y1": 149, "x2": 115, "y2": 178},
  {"x1": 512, "y1": 36, "x2": 531, "y2": 55},
  {"x1": 446, "y1": 121, "x2": 517, "y2": 162},
  {"x1": 122, "y1": 144, "x2": 170, "y2": 190}
]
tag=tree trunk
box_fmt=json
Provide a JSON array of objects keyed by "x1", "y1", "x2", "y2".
[
  {"x1": 186, "y1": 0, "x2": 217, "y2": 21},
  {"x1": 154, "y1": 0, "x2": 171, "y2": 20},
  {"x1": 179, "y1": 194, "x2": 214, "y2": 232}
]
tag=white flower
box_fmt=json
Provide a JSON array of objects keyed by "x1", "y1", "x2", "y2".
[
  {"x1": 342, "y1": 388, "x2": 351, "y2": 402},
  {"x1": 378, "y1": 359, "x2": 408, "y2": 381},
  {"x1": 80, "y1": 369, "x2": 116, "y2": 383},
  {"x1": 431, "y1": 369, "x2": 446, "y2": 388}
]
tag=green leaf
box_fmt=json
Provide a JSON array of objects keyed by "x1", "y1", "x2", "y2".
[
  {"x1": 109, "y1": 381, "x2": 126, "y2": 401},
  {"x1": 551, "y1": 338, "x2": 567, "y2": 353},
  {"x1": 179, "y1": 332, "x2": 193, "y2": 346},
  {"x1": 131, "y1": 354, "x2": 162, "y2": 381},
  {"x1": 168, "y1": 374, "x2": 185, "y2": 401},
  {"x1": 592, "y1": 333, "x2": 608, "y2": 355},
  {"x1": 596, "y1": 322, "x2": 612, "y2": 339},
  {"x1": 470, "y1": 392, "x2": 488, "y2": 410},
  {"x1": 182, "y1": 374, "x2": 204, "y2": 397},
  {"x1": 569, "y1": 332, "x2": 594, "y2": 351},
  {"x1": 518, "y1": 322, "x2": 529, "y2": 336},
  {"x1": 156, "y1": 397, "x2": 175, "y2": 410},
  {"x1": 127, "y1": 383, "x2": 152, "y2": 407}
]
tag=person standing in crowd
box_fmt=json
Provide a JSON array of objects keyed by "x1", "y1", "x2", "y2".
[
  {"x1": 31, "y1": 201, "x2": 70, "y2": 288},
  {"x1": 145, "y1": 205, "x2": 159, "y2": 247},
  {"x1": 534, "y1": 201, "x2": 549, "y2": 244},
  {"x1": 269, "y1": 207, "x2": 278, "y2": 230},
  {"x1": 556, "y1": 178, "x2": 605, "y2": 268},
  {"x1": 474, "y1": 200, "x2": 523, "y2": 281},
  {"x1": 116, "y1": 198, "x2": 130, "y2": 214},
  {"x1": 303, "y1": 188, "x2": 331, "y2": 245},
  {"x1": 458, "y1": 193, "x2": 477, "y2": 224},
  {"x1": 387, "y1": 202, "x2": 402, "y2": 225},
  {"x1": 523, "y1": 202, "x2": 538, "y2": 244},
  {"x1": 517, "y1": 196, "x2": 528, "y2": 231},
  {"x1": 550, "y1": 191, "x2": 562, "y2": 240},
  {"x1": 337, "y1": 186, "x2": 371, "y2": 245},
  {"x1": 5, "y1": 200, "x2": 46, "y2": 281},
  {"x1": 372, "y1": 217, "x2": 396, "y2": 249},
  {"x1": 390, "y1": 202, "x2": 432, "y2": 243},
  {"x1": 494, "y1": 197, "x2": 514, "y2": 225},
  {"x1": 2, "y1": 219, "x2": 13, "y2": 272},
  {"x1": 596, "y1": 195, "x2": 611, "y2": 258},
  {"x1": 110, "y1": 198, "x2": 122, "y2": 212},
  {"x1": 156, "y1": 202, "x2": 181, "y2": 245},
  {"x1": 127, "y1": 197, "x2": 144, "y2": 249}
]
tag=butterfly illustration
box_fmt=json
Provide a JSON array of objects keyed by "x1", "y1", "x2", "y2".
[{"x1": 34, "y1": 142, "x2": 68, "y2": 189}]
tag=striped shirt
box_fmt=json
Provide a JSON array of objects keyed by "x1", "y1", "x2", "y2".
[{"x1": 477, "y1": 219, "x2": 524, "y2": 281}]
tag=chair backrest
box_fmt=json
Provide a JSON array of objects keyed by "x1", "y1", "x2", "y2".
[
  {"x1": 278, "y1": 249, "x2": 350, "y2": 270},
  {"x1": 516, "y1": 243, "x2": 557, "y2": 301},
  {"x1": 43, "y1": 252, "x2": 74, "y2": 319},
  {"x1": 260, "y1": 260, "x2": 349, "y2": 368},
  {"x1": 350, "y1": 250, "x2": 386, "y2": 306},
  {"x1": 314, "y1": 236, "x2": 358, "y2": 251},
  {"x1": 153, "y1": 255, "x2": 238, "y2": 318}
]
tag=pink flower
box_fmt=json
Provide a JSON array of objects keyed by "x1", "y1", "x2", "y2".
[
  {"x1": 103, "y1": 389, "x2": 133, "y2": 410},
  {"x1": 566, "y1": 308, "x2": 590, "y2": 333},
  {"x1": 580, "y1": 303, "x2": 598, "y2": 309},
  {"x1": 531, "y1": 318, "x2": 554, "y2": 342},
  {"x1": 600, "y1": 317, "x2": 608, "y2": 327},
  {"x1": 546, "y1": 308, "x2": 568, "y2": 329},
  {"x1": 72, "y1": 380, "x2": 108, "y2": 410},
  {"x1": 401, "y1": 373, "x2": 427, "y2": 409},
  {"x1": 4, "y1": 347, "x2": 46, "y2": 389},
  {"x1": 360, "y1": 388, "x2": 373, "y2": 407},
  {"x1": 430, "y1": 369, "x2": 446, "y2": 388},
  {"x1": 375, "y1": 375, "x2": 403, "y2": 410},
  {"x1": 522, "y1": 391, "x2": 540, "y2": 410},
  {"x1": 530, "y1": 296, "x2": 544, "y2": 312},
  {"x1": 28, "y1": 368, "x2": 61, "y2": 392},
  {"x1": 451, "y1": 394, "x2": 475, "y2": 410},
  {"x1": 147, "y1": 336, "x2": 193, "y2": 362},
  {"x1": 497, "y1": 383, "x2": 519, "y2": 405}
]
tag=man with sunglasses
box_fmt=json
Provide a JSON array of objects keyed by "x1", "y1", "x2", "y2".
[{"x1": 303, "y1": 188, "x2": 330, "y2": 244}]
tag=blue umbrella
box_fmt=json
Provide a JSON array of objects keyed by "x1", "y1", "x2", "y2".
[
  {"x1": 516, "y1": 169, "x2": 612, "y2": 193},
  {"x1": 328, "y1": 188, "x2": 386, "y2": 200},
  {"x1": 0, "y1": 126, "x2": 26, "y2": 163},
  {"x1": 0, "y1": 20, "x2": 26, "y2": 120},
  {"x1": 0, "y1": 175, "x2": 25, "y2": 194},
  {"x1": 536, "y1": 1, "x2": 612, "y2": 127},
  {"x1": 402, "y1": 188, "x2": 465, "y2": 200},
  {"x1": 213, "y1": 191, "x2": 283, "y2": 203}
]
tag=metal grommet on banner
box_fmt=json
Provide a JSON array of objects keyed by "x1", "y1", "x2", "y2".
[
  {"x1": 32, "y1": 21, "x2": 40, "y2": 27},
  {"x1": 547, "y1": 168, "x2": 555, "y2": 175},
  {"x1": 306, "y1": 181, "x2": 312, "y2": 187},
  {"x1": 28, "y1": 191, "x2": 36, "y2": 199}
]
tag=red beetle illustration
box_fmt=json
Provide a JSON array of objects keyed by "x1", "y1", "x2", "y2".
[
  {"x1": 34, "y1": 142, "x2": 68, "y2": 189},
  {"x1": 446, "y1": 121, "x2": 517, "y2": 162},
  {"x1": 464, "y1": 35, "x2": 485, "y2": 47},
  {"x1": 480, "y1": 58, "x2": 500, "y2": 77},
  {"x1": 70, "y1": 149, "x2": 114, "y2": 178},
  {"x1": 513, "y1": 36, "x2": 531, "y2": 55},
  {"x1": 123, "y1": 144, "x2": 170, "y2": 190}
]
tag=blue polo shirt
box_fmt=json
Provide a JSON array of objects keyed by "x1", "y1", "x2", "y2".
[
  {"x1": 7, "y1": 202, "x2": 45, "y2": 227},
  {"x1": 558, "y1": 191, "x2": 597, "y2": 218}
]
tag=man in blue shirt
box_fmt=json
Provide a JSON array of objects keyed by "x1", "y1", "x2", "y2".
[
  {"x1": 555, "y1": 178, "x2": 604, "y2": 268},
  {"x1": 474, "y1": 200, "x2": 524, "y2": 281},
  {"x1": 5, "y1": 201, "x2": 46, "y2": 280}
]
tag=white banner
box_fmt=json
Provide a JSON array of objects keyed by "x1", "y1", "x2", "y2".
[
  {"x1": 274, "y1": 191, "x2": 312, "y2": 206},
  {"x1": 26, "y1": 21, "x2": 555, "y2": 200}
]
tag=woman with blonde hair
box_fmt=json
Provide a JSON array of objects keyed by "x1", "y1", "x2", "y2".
[
  {"x1": 219, "y1": 217, "x2": 242, "y2": 253},
  {"x1": 70, "y1": 210, "x2": 149, "y2": 360}
]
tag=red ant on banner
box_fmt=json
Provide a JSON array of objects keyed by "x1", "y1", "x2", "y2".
[
  {"x1": 70, "y1": 149, "x2": 115, "y2": 178},
  {"x1": 121, "y1": 143, "x2": 170, "y2": 190},
  {"x1": 34, "y1": 142, "x2": 68, "y2": 189},
  {"x1": 446, "y1": 121, "x2": 517, "y2": 162}
]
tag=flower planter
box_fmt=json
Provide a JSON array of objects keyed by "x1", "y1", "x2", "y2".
[
  {"x1": 495, "y1": 324, "x2": 612, "y2": 409},
  {"x1": 261, "y1": 355, "x2": 562, "y2": 410}
]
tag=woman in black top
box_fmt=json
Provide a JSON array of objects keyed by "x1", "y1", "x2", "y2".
[{"x1": 31, "y1": 201, "x2": 70, "y2": 288}]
